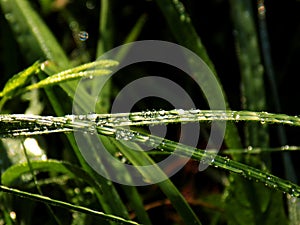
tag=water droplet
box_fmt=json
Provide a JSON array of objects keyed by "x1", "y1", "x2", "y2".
[
  {"x1": 281, "y1": 145, "x2": 289, "y2": 150},
  {"x1": 180, "y1": 14, "x2": 186, "y2": 22},
  {"x1": 86, "y1": 113, "x2": 98, "y2": 121},
  {"x1": 115, "y1": 129, "x2": 134, "y2": 141},
  {"x1": 78, "y1": 115, "x2": 85, "y2": 120},
  {"x1": 189, "y1": 109, "x2": 200, "y2": 114},
  {"x1": 9, "y1": 211, "x2": 16, "y2": 220},
  {"x1": 234, "y1": 112, "x2": 240, "y2": 120},
  {"x1": 78, "y1": 31, "x2": 89, "y2": 41},
  {"x1": 5, "y1": 13, "x2": 14, "y2": 22},
  {"x1": 177, "y1": 109, "x2": 185, "y2": 115},
  {"x1": 260, "y1": 119, "x2": 265, "y2": 124},
  {"x1": 86, "y1": 0, "x2": 95, "y2": 9},
  {"x1": 247, "y1": 146, "x2": 253, "y2": 151},
  {"x1": 258, "y1": 3, "x2": 266, "y2": 16},
  {"x1": 158, "y1": 110, "x2": 166, "y2": 116}
]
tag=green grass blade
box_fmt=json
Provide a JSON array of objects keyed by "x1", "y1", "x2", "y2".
[
  {"x1": 95, "y1": 3, "x2": 151, "y2": 224},
  {"x1": 0, "y1": 61, "x2": 41, "y2": 110},
  {"x1": 0, "y1": 0, "x2": 69, "y2": 68},
  {"x1": 25, "y1": 69, "x2": 113, "y2": 91},
  {"x1": 257, "y1": 1, "x2": 298, "y2": 222},
  {"x1": 97, "y1": 0, "x2": 114, "y2": 57},
  {"x1": 228, "y1": 1, "x2": 287, "y2": 223},
  {"x1": 0, "y1": 61, "x2": 40, "y2": 98},
  {"x1": 112, "y1": 140, "x2": 202, "y2": 225},
  {"x1": 3, "y1": 110, "x2": 300, "y2": 137},
  {"x1": 121, "y1": 186, "x2": 152, "y2": 225},
  {"x1": 1, "y1": 160, "x2": 101, "y2": 193},
  {"x1": 0, "y1": 1, "x2": 131, "y2": 221},
  {"x1": 0, "y1": 185, "x2": 140, "y2": 225}
]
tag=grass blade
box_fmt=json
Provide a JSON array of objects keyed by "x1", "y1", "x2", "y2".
[
  {"x1": 0, "y1": 185, "x2": 140, "y2": 225},
  {"x1": 1, "y1": 159, "x2": 101, "y2": 193}
]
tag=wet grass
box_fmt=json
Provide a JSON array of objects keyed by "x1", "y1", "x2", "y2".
[{"x1": 1, "y1": 1, "x2": 300, "y2": 224}]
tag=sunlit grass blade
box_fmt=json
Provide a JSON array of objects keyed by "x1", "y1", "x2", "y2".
[
  {"x1": 0, "y1": 61, "x2": 40, "y2": 98},
  {"x1": 0, "y1": 61, "x2": 41, "y2": 110},
  {"x1": 3, "y1": 110, "x2": 300, "y2": 138},
  {"x1": 0, "y1": 185, "x2": 140, "y2": 225},
  {"x1": 25, "y1": 69, "x2": 113, "y2": 91}
]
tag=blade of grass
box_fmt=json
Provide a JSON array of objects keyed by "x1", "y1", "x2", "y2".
[
  {"x1": 1, "y1": 112, "x2": 300, "y2": 197},
  {"x1": 21, "y1": 140, "x2": 63, "y2": 225},
  {"x1": 228, "y1": 1, "x2": 287, "y2": 224},
  {"x1": 94, "y1": 3, "x2": 151, "y2": 224},
  {"x1": 257, "y1": 1, "x2": 298, "y2": 222},
  {"x1": 1, "y1": 160, "x2": 100, "y2": 192},
  {"x1": 112, "y1": 140, "x2": 202, "y2": 225},
  {"x1": 3, "y1": 110, "x2": 300, "y2": 137},
  {"x1": 0, "y1": 0, "x2": 131, "y2": 221},
  {"x1": 0, "y1": 185, "x2": 140, "y2": 225}
]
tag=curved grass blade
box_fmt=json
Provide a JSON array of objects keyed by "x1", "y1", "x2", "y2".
[
  {"x1": 109, "y1": 128, "x2": 300, "y2": 198},
  {"x1": 25, "y1": 69, "x2": 113, "y2": 91},
  {"x1": 0, "y1": 61, "x2": 40, "y2": 98},
  {"x1": 25, "y1": 59, "x2": 119, "y2": 93},
  {"x1": 0, "y1": 185, "x2": 140, "y2": 225},
  {"x1": 0, "y1": 61, "x2": 41, "y2": 110},
  {"x1": 22, "y1": 141, "x2": 63, "y2": 225},
  {"x1": 112, "y1": 140, "x2": 202, "y2": 225},
  {"x1": 1, "y1": 112, "x2": 300, "y2": 195},
  {"x1": 1, "y1": 160, "x2": 102, "y2": 194}
]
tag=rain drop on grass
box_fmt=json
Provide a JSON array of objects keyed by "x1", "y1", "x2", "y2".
[{"x1": 78, "y1": 31, "x2": 89, "y2": 41}]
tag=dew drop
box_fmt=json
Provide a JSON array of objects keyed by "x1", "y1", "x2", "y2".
[
  {"x1": 86, "y1": 0, "x2": 95, "y2": 9},
  {"x1": 115, "y1": 129, "x2": 134, "y2": 141},
  {"x1": 281, "y1": 145, "x2": 290, "y2": 150},
  {"x1": 189, "y1": 109, "x2": 200, "y2": 114},
  {"x1": 78, "y1": 31, "x2": 89, "y2": 41},
  {"x1": 180, "y1": 14, "x2": 186, "y2": 22},
  {"x1": 247, "y1": 146, "x2": 253, "y2": 151},
  {"x1": 5, "y1": 13, "x2": 14, "y2": 22},
  {"x1": 86, "y1": 113, "x2": 98, "y2": 121},
  {"x1": 9, "y1": 211, "x2": 16, "y2": 220},
  {"x1": 234, "y1": 113, "x2": 240, "y2": 120}
]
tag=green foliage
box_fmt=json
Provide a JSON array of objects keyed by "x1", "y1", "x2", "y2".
[{"x1": 0, "y1": 0, "x2": 300, "y2": 225}]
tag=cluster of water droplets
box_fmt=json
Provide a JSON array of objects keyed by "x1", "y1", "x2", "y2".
[
  {"x1": 115, "y1": 129, "x2": 134, "y2": 141},
  {"x1": 172, "y1": 0, "x2": 191, "y2": 23}
]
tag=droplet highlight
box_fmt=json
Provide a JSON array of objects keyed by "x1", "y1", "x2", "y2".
[{"x1": 78, "y1": 31, "x2": 89, "y2": 41}]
